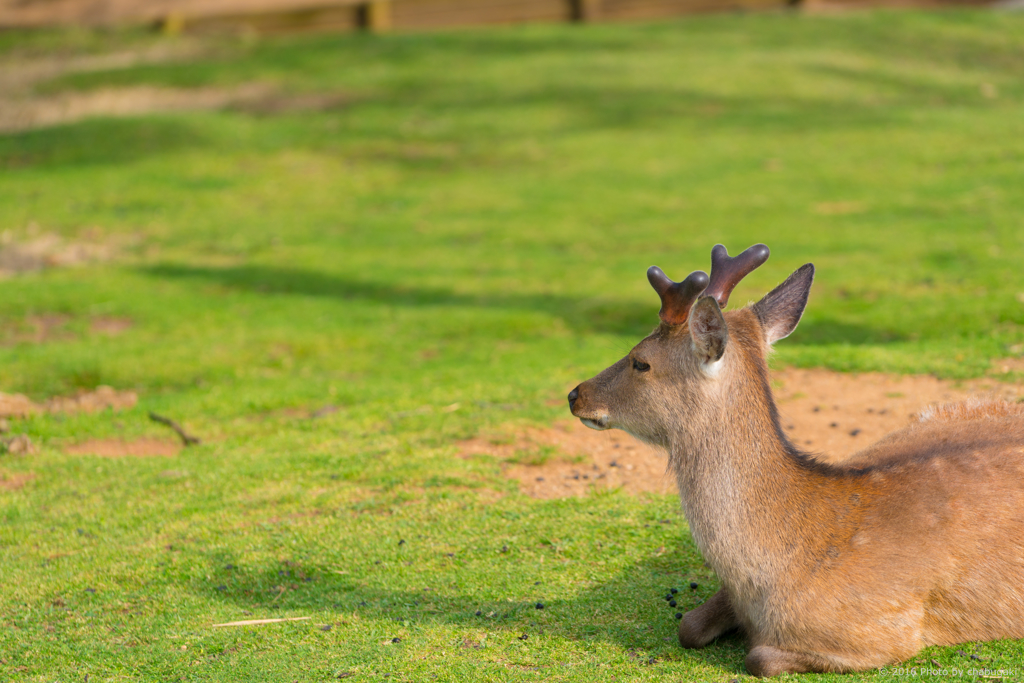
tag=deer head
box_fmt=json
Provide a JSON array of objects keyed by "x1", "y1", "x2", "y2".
[{"x1": 567, "y1": 244, "x2": 814, "y2": 449}]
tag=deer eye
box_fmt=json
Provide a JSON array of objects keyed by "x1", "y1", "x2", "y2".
[{"x1": 632, "y1": 359, "x2": 650, "y2": 372}]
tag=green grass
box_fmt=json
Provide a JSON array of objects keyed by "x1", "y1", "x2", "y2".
[{"x1": 2, "y1": 9, "x2": 1024, "y2": 681}]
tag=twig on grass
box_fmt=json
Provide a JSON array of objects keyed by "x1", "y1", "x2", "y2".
[
  {"x1": 212, "y1": 617, "x2": 310, "y2": 628},
  {"x1": 148, "y1": 412, "x2": 201, "y2": 446}
]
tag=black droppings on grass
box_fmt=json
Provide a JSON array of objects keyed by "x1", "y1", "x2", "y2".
[
  {"x1": 216, "y1": 585, "x2": 227, "y2": 591},
  {"x1": 534, "y1": 581, "x2": 541, "y2": 585},
  {"x1": 501, "y1": 545, "x2": 508, "y2": 553},
  {"x1": 669, "y1": 600, "x2": 677, "y2": 607},
  {"x1": 391, "y1": 637, "x2": 401, "y2": 644},
  {"x1": 398, "y1": 539, "x2": 405, "y2": 546},
  {"x1": 85, "y1": 587, "x2": 96, "y2": 593},
  {"x1": 690, "y1": 582, "x2": 699, "y2": 590},
  {"x1": 225, "y1": 564, "x2": 234, "y2": 570},
  {"x1": 535, "y1": 603, "x2": 544, "y2": 609},
  {"x1": 517, "y1": 634, "x2": 529, "y2": 641},
  {"x1": 675, "y1": 612, "x2": 683, "y2": 619},
  {"x1": 475, "y1": 610, "x2": 482, "y2": 616},
  {"x1": 374, "y1": 560, "x2": 381, "y2": 565},
  {"x1": 670, "y1": 588, "x2": 678, "y2": 594},
  {"x1": 321, "y1": 624, "x2": 332, "y2": 631}
]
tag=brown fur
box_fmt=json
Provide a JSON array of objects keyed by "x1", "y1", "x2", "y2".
[{"x1": 570, "y1": 280, "x2": 1024, "y2": 676}]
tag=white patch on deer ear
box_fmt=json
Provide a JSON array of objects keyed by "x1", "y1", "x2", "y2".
[{"x1": 702, "y1": 356, "x2": 724, "y2": 377}]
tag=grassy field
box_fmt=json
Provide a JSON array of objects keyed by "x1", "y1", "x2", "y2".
[{"x1": 2, "y1": 9, "x2": 1024, "y2": 681}]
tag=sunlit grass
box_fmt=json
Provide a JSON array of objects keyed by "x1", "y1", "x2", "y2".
[{"x1": 2, "y1": 9, "x2": 1024, "y2": 681}]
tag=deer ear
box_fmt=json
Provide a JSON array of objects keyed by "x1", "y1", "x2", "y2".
[
  {"x1": 752, "y1": 263, "x2": 814, "y2": 344},
  {"x1": 689, "y1": 296, "x2": 728, "y2": 363}
]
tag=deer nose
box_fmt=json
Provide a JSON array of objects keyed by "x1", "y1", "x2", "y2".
[{"x1": 567, "y1": 386, "x2": 580, "y2": 410}]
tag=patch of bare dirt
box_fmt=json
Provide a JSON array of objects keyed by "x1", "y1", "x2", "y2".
[
  {"x1": 0, "y1": 386, "x2": 137, "y2": 418},
  {"x1": 64, "y1": 438, "x2": 179, "y2": 457},
  {"x1": 458, "y1": 422, "x2": 674, "y2": 500},
  {"x1": 89, "y1": 316, "x2": 134, "y2": 336},
  {"x1": 0, "y1": 434, "x2": 36, "y2": 455},
  {"x1": 0, "y1": 82, "x2": 350, "y2": 133},
  {"x1": 0, "y1": 231, "x2": 113, "y2": 276},
  {"x1": 773, "y1": 367, "x2": 1021, "y2": 464},
  {"x1": 0, "y1": 41, "x2": 208, "y2": 92},
  {"x1": 0, "y1": 313, "x2": 73, "y2": 346},
  {"x1": 0, "y1": 393, "x2": 40, "y2": 418},
  {"x1": 0, "y1": 314, "x2": 133, "y2": 346},
  {"x1": 0, "y1": 469, "x2": 35, "y2": 491},
  {"x1": 464, "y1": 368, "x2": 1024, "y2": 499}
]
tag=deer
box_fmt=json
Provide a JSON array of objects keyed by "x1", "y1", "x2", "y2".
[{"x1": 567, "y1": 243, "x2": 1024, "y2": 676}]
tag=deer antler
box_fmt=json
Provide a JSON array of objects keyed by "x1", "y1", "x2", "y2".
[
  {"x1": 648, "y1": 244, "x2": 770, "y2": 325},
  {"x1": 647, "y1": 267, "x2": 709, "y2": 325},
  {"x1": 704, "y1": 243, "x2": 770, "y2": 309}
]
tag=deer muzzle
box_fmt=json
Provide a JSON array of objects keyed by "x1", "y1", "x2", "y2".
[{"x1": 568, "y1": 383, "x2": 610, "y2": 430}]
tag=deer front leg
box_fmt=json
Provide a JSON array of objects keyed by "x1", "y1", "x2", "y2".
[
  {"x1": 678, "y1": 587, "x2": 739, "y2": 648},
  {"x1": 745, "y1": 645, "x2": 828, "y2": 677}
]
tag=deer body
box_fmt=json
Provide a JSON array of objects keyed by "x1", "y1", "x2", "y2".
[{"x1": 569, "y1": 245, "x2": 1024, "y2": 676}]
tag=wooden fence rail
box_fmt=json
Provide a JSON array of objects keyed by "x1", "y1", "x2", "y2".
[{"x1": 0, "y1": 0, "x2": 998, "y2": 33}]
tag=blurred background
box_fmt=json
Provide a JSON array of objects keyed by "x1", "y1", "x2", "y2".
[{"x1": 2, "y1": 1, "x2": 1024, "y2": 680}]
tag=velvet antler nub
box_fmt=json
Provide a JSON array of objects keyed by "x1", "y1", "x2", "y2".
[
  {"x1": 704, "y1": 243, "x2": 770, "y2": 309},
  {"x1": 647, "y1": 267, "x2": 709, "y2": 325}
]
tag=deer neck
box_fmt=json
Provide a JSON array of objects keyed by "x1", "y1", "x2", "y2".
[{"x1": 668, "y1": 363, "x2": 816, "y2": 596}]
